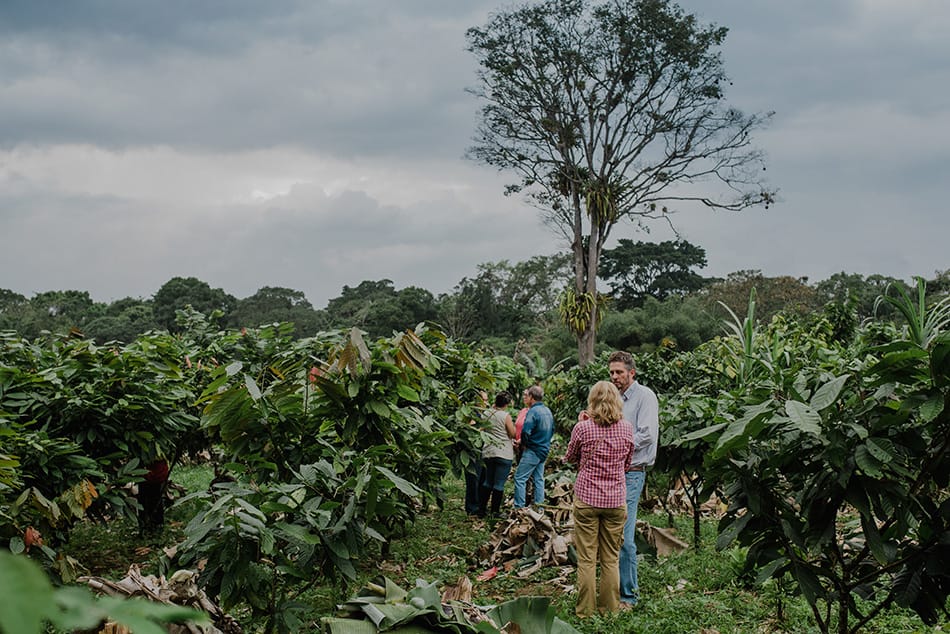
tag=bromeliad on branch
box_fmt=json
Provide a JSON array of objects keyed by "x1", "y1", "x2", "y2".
[{"x1": 558, "y1": 289, "x2": 608, "y2": 337}]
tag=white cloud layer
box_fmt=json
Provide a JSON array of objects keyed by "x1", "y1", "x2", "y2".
[{"x1": 0, "y1": 0, "x2": 947, "y2": 306}]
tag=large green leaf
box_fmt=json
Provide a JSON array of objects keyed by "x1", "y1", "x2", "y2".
[
  {"x1": 375, "y1": 465, "x2": 423, "y2": 497},
  {"x1": 322, "y1": 619, "x2": 377, "y2": 634},
  {"x1": 716, "y1": 512, "x2": 751, "y2": 550},
  {"x1": 870, "y1": 347, "x2": 929, "y2": 382},
  {"x1": 919, "y1": 395, "x2": 945, "y2": 423},
  {"x1": 364, "y1": 477, "x2": 379, "y2": 525},
  {"x1": 93, "y1": 597, "x2": 207, "y2": 634},
  {"x1": 844, "y1": 482, "x2": 872, "y2": 518},
  {"x1": 865, "y1": 438, "x2": 897, "y2": 463},
  {"x1": 244, "y1": 374, "x2": 262, "y2": 401},
  {"x1": 0, "y1": 553, "x2": 207, "y2": 634},
  {"x1": 360, "y1": 602, "x2": 433, "y2": 630},
  {"x1": 368, "y1": 399, "x2": 392, "y2": 418},
  {"x1": 0, "y1": 551, "x2": 53, "y2": 634},
  {"x1": 754, "y1": 557, "x2": 789, "y2": 585},
  {"x1": 785, "y1": 400, "x2": 822, "y2": 436},
  {"x1": 854, "y1": 445, "x2": 884, "y2": 479},
  {"x1": 675, "y1": 422, "x2": 727, "y2": 444},
  {"x1": 225, "y1": 360, "x2": 243, "y2": 376},
  {"x1": 326, "y1": 546, "x2": 358, "y2": 580},
  {"x1": 791, "y1": 562, "x2": 827, "y2": 605},
  {"x1": 931, "y1": 333, "x2": 950, "y2": 388},
  {"x1": 46, "y1": 587, "x2": 108, "y2": 631},
  {"x1": 713, "y1": 401, "x2": 772, "y2": 456},
  {"x1": 396, "y1": 384, "x2": 420, "y2": 402},
  {"x1": 275, "y1": 521, "x2": 322, "y2": 545},
  {"x1": 486, "y1": 596, "x2": 581, "y2": 634},
  {"x1": 861, "y1": 514, "x2": 896, "y2": 565},
  {"x1": 809, "y1": 374, "x2": 849, "y2": 411}
]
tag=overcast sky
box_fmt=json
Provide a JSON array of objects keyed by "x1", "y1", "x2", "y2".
[{"x1": 1, "y1": 0, "x2": 947, "y2": 307}]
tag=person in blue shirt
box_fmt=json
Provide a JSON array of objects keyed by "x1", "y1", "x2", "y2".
[{"x1": 512, "y1": 384, "x2": 555, "y2": 508}]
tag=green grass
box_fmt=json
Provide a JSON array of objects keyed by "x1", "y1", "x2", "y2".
[
  {"x1": 172, "y1": 462, "x2": 216, "y2": 493},
  {"x1": 62, "y1": 468, "x2": 946, "y2": 633},
  {"x1": 63, "y1": 463, "x2": 216, "y2": 578}
]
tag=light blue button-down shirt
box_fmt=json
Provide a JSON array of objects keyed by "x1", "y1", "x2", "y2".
[{"x1": 621, "y1": 381, "x2": 659, "y2": 468}]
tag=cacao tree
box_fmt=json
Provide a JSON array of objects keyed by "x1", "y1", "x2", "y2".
[{"x1": 681, "y1": 281, "x2": 950, "y2": 633}]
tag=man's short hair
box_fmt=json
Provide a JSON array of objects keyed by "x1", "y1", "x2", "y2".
[
  {"x1": 608, "y1": 350, "x2": 636, "y2": 372},
  {"x1": 527, "y1": 385, "x2": 544, "y2": 401}
]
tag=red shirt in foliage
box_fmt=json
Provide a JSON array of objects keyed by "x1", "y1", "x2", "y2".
[{"x1": 144, "y1": 459, "x2": 169, "y2": 483}]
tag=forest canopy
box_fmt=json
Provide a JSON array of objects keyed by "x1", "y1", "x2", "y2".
[{"x1": 3, "y1": 242, "x2": 946, "y2": 367}]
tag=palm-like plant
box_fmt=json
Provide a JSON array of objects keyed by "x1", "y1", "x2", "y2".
[
  {"x1": 718, "y1": 288, "x2": 758, "y2": 385},
  {"x1": 875, "y1": 276, "x2": 950, "y2": 349}
]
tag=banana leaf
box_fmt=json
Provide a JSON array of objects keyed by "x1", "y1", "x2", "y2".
[{"x1": 323, "y1": 577, "x2": 581, "y2": 634}]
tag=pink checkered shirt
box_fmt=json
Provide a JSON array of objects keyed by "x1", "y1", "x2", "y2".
[{"x1": 565, "y1": 418, "x2": 635, "y2": 508}]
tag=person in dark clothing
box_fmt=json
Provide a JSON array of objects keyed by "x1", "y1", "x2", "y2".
[
  {"x1": 137, "y1": 458, "x2": 169, "y2": 534},
  {"x1": 463, "y1": 391, "x2": 489, "y2": 515}
]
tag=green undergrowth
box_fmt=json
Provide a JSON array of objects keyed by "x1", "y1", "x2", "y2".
[
  {"x1": 63, "y1": 466, "x2": 944, "y2": 633},
  {"x1": 63, "y1": 464, "x2": 214, "y2": 578}
]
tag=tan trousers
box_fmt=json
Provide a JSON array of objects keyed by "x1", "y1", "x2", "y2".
[{"x1": 572, "y1": 500, "x2": 627, "y2": 617}]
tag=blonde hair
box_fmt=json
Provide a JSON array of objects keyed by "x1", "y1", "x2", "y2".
[{"x1": 588, "y1": 381, "x2": 623, "y2": 426}]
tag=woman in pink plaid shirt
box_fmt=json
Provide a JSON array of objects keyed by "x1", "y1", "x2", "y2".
[{"x1": 564, "y1": 381, "x2": 635, "y2": 617}]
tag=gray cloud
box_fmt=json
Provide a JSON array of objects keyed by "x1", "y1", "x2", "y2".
[
  {"x1": 0, "y1": 0, "x2": 947, "y2": 307},
  {"x1": 0, "y1": 160, "x2": 562, "y2": 304},
  {"x1": 0, "y1": 2, "x2": 488, "y2": 157}
]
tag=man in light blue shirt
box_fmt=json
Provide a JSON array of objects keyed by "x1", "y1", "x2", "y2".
[
  {"x1": 512, "y1": 385, "x2": 554, "y2": 508},
  {"x1": 609, "y1": 350, "x2": 659, "y2": 607}
]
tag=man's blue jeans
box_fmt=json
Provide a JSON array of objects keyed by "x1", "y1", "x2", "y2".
[
  {"x1": 620, "y1": 470, "x2": 646, "y2": 604},
  {"x1": 513, "y1": 448, "x2": 546, "y2": 507}
]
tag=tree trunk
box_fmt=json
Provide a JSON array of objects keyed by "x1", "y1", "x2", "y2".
[
  {"x1": 837, "y1": 568, "x2": 849, "y2": 634},
  {"x1": 574, "y1": 209, "x2": 604, "y2": 367},
  {"x1": 577, "y1": 321, "x2": 596, "y2": 366},
  {"x1": 686, "y1": 475, "x2": 703, "y2": 549}
]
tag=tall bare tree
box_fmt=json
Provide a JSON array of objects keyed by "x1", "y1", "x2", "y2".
[{"x1": 466, "y1": 0, "x2": 776, "y2": 364}]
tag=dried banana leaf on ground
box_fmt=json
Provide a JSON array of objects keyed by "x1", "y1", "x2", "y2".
[
  {"x1": 660, "y1": 475, "x2": 727, "y2": 518},
  {"x1": 476, "y1": 507, "x2": 576, "y2": 574},
  {"x1": 79, "y1": 565, "x2": 242, "y2": 634},
  {"x1": 540, "y1": 472, "x2": 575, "y2": 527},
  {"x1": 440, "y1": 576, "x2": 473, "y2": 603},
  {"x1": 636, "y1": 520, "x2": 689, "y2": 556},
  {"x1": 698, "y1": 492, "x2": 727, "y2": 517},
  {"x1": 476, "y1": 503, "x2": 687, "y2": 581}
]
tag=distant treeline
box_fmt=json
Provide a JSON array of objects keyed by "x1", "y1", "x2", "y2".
[{"x1": 2, "y1": 241, "x2": 947, "y2": 367}]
